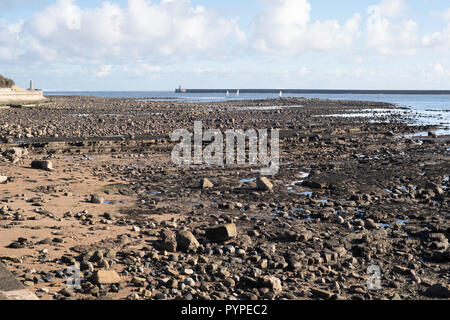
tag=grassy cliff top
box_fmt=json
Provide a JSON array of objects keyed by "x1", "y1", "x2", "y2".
[{"x1": 0, "y1": 74, "x2": 15, "y2": 88}]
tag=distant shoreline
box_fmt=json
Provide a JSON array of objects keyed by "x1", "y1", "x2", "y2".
[
  {"x1": 43, "y1": 89, "x2": 450, "y2": 95},
  {"x1": 174, "y1": 89, "x2": 450, "y2": 95}
]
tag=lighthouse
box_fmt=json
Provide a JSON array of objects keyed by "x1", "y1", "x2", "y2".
[
  {"x1": 175, "y1": 85, "x2": 187, "y2": 93},
  {"x1": 29, "y1": 80, "x2": 34, "y2": 91}
]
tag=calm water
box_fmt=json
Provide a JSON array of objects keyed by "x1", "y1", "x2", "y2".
[{"x1": 45, "y1": 91, "x2": 450, "y2": 135}]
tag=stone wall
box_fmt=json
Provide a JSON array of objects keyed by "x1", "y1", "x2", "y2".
[{"x1": 0, "y1": 89, "x2": 46, "y2": 103}]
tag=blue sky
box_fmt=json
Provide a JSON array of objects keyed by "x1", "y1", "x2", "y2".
[{"x1": 0, "y1": 0, "x2": 449, "y2": 90}]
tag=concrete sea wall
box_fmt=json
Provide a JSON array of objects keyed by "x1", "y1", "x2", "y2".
[{"x1": 0, "y1": 89, "x2": 46, "y2": 104}]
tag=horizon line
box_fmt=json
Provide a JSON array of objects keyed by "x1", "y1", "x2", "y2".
[{"x1": 43, "y1": 89, "x2": 450, "y2": 94}]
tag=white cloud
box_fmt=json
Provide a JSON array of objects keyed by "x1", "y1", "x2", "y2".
[
  {"x1": 122, "y1": 63, "x2": 162, "y2": 77},
  {"x1": 433, "y1": 62, "x2": 445, "y2": 75},
  {"x1": 195, "y1": 67, "x2": 233, "y2": 75},
  {"x1": 298, "y1": 67, "x2": 309, "y2": 76},
  {"x1": 140, "y1": 64, "x2": 162, "y2": 73},
  {"x1": 253, "y1": 0, "x2": 361, "y2": 55},
  {"x1": 442, "y1": 8, "x2": 450, "y2": 21},
  {"x1": 21, "y1": 0, "x2": 245, "y2": 62},
  {"x1": 0, "y1": 19, "x2": 23, "y2": 60},
  {"x1": 366, "y1": 0, "x2": 419, "y2": 55},
  {"x1": 414, "y1": 62, "x2": 450, "y2": 82},
  {"x1": 375, "y1": 0, "x2": 407, "y2": 18},
  {"x1": 422, "y1": 8, "x2": 450, "y2": 49},
  {"x1": 94, "y1": 65, "x2": 112, "y2": 77}
]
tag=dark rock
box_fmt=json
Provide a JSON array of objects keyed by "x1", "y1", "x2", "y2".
[
  {"x1": 301, "y1": 180, "x2": 325, "y2": 189},
  {"x1": 310, "y1": 288, "x2": 333, "y2": 299},
  {"x1": 256, "y1": 177, "x2": 273, "y2": 191},
  {"x1": 161, "y1": 239, "x2": 177, "y2": 252},
  {"x1": 31, "y1": 160, "x2": 53, "y2": 171},
  {"x1": 176, "y1": 230, "x2": 199, "y2": 252},
  {"x1": 90, "y1": 194, "x2": 104, "y2": 204},
  {"x1": 205, "y1": 223, "x2": 237, "y2": 242},
  {"x1": 425, "y1": 283, "x2": 450, "y2": 298}
]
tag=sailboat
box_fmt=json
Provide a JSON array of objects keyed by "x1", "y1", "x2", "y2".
[
  {"x1": 236, "y1": 89, "x2": 240, "y2": 96},
  {"x1": 279, "y1": 90, "x2": 283, "y2": 97},
  {"x1": 226, "y1": 90, "x2": 229, "y2": 97}
]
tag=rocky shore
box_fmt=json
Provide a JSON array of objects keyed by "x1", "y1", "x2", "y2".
[{"x1": 0, "y1": 96, "x2": 448, "y2": 300}]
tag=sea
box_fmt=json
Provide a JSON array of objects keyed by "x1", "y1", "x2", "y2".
[{"x1": 44, "y1": 91, "x2": 450, "y2": 136}]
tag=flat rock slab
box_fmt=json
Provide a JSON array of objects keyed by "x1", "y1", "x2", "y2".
[{"x1": 0, "y1": 263, "x2": 39, "y2": 300}]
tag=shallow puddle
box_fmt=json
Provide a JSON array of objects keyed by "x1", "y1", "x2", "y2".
[
  {"x1": 317, "y1": 108, "x2": 406, "y2": 118},
  {"x1": 185, "y1": 201, "x2": 203, "y2": 207},
  {"x1": 71, "y1": 113, "x2": 90, "y2": 117},
  {"x1": 234, "y1": 105, "x2": 305, "y2": 111},
  {"x1": 103, "y1": 200, "x2": 126, "y2": 205},
  {"x1": 378, "y1": 223, "x2": 390, "y2": 228},
  {"x1": 395, "y1": 219, "x2": 410, "y2": 226}
]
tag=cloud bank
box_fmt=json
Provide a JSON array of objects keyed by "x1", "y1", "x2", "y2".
[
  {"x1": 2, "y1": 0, "x2": 246, "y2": 63},
  {"x1": 0, "y1": 0, "x2": 449, "y2": 89},
  {"x1": 1, "y1": 0, "x2": 449, "y2": 62},
  {"x1": 252, "y1": 0, "x2": 361, "y2": 55},
  {"x1": 366, "y1": 0, "x2": 420, "y2": 55}
]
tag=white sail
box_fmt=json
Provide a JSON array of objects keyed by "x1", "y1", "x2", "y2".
[
  {"x1": 236, "y1": 89, "x2": 240, "y2": 96},
  {"x1": 226, "y1": 90, "x2": 229, "y2": 96},
  {"x1": 279, "y1": 91, "x2": 282, "y2": 97}
]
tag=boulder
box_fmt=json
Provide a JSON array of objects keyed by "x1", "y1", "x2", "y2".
[
  {"x1": 3, "y1": 147, "x2": 28, "y2": 161},
  {"x1": 103, "y1": 212, "x2": 118, "y2": 220},
  {"x1": 364, "y1": 219, "x2": 379, "y2": 229},
  {"x1": 205, "y1": 223, "x2": 237, "y2": 242},
  {"x1": 301, "y1": 180, "x2": 325, "y2": 189},
  {"x1": 160, "y1": 229, "x2": 176, "y2": 241},
  {"x1": 425, "y1": 283, "x2": 450, "y2": 298},
  {"x1": 176, "y1": 230, "x2": 199, "y2": 252},
  {"x1": 90, "y1": 194, "x2": 104, "y2": 204},
  {"x1": 0, "y1": 176, "x2": 7, "y2": 184},
  {"x1": 201, "y1": 178, "x2": 214, "y2": 189},
  {"x1": 161, "y1": 239, "x2": 177, "y2": 252},
  {"x1": 92, "y1": 270, "x2": 121, "y2": 285},
  {"x1": 31, "y1": 160, "x2": 53, "y2": 171},
  {"x1": 310, "y1": 288, "x2": 333, "y2": 299},
  {"x1": 258, "y1": 276, "x2": 282, "y2": 293},
  {"x1": 256, "y1": 177, "x2": 273, "y2": 191}
]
